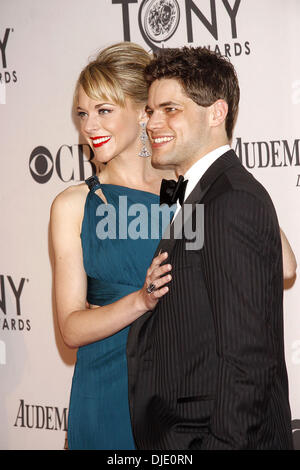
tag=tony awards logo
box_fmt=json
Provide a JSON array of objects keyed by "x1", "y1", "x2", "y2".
[
  {"x1": 114, "y1": 0, "x2": 250, "y2": 56},
  {"x1": 140, "y1": 0, "x2": 180, "y2": 45}
]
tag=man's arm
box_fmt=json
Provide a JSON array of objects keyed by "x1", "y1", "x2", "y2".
[
  {"x1": 280, "y1": 228, "x2": 297, "y2": 280},
  {"x1": 200, "y1": 189, "x2": 281, "y2": 449}
]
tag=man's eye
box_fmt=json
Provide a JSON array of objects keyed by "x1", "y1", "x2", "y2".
[{"x1": 165, "y1": 107, "x2": 176, "y2": 112}]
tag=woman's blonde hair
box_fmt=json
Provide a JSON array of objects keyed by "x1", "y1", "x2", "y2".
[{"x1": 74, "y1": 42, "x2": 151, "y2": 107}]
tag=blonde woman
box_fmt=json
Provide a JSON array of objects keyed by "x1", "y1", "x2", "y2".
[{"x1": 51, "y1": 42, "x2": 174, "y2": 450}]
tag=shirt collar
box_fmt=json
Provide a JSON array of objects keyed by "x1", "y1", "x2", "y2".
[{"x1": 184, "y1": 145, "x2": 230, "y2": 200}]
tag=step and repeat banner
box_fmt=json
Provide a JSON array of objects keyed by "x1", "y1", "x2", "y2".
[{"x1": 0, "y1": 0, "x2": 299, "y2": 450}]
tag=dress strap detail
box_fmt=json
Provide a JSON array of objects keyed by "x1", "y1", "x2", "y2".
[{"x1": 85, "y1": 175, "x2": 101, "y2": 192}]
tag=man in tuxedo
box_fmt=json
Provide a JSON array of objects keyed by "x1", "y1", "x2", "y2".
[{"x1": 127, "y1": 47, "x2": 293, "y2": 450}]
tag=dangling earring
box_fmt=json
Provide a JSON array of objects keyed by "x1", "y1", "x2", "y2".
[{"x1": 138, "y1": 122, "x2": 151, "y2": 158}]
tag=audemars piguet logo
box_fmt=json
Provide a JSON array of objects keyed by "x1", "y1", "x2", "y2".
[
  {"x1": 140, "y1": 0, "x2": 180, "y2": 44},
  {"x1": 14, "y1": 399, "x2": 68, "y2": 431},
  {"x1": 234, "y1": 137, "x2": 300, "y2": 187}
]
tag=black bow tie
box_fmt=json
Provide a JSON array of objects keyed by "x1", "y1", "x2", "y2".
[{"x1": 160, "y1": 175, "x2": 188, "y2": 206}]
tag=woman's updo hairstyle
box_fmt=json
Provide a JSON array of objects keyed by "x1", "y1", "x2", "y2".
[{"x1": 74, "y1": 42, "x2": 151, "y2": 107}]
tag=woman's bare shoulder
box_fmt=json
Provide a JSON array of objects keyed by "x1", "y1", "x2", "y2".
[
  {"x1": 51, "y1": 182, "x2": 88, "y2": 215},
  {"x1": 50, "y1": 182, "x2": 90, "y2": 241}
]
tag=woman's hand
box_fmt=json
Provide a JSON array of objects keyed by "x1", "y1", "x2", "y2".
[{"x1": 138, "y1": 251, "x2": 172, "y2": 312}]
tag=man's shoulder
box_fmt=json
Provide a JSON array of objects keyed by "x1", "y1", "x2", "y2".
[
  {"x1": 203, "y1": 161, "x2": 278, "y2": 224},
  {"x1": 223, "y1": 161, "x2": 273, "y2": 206}
]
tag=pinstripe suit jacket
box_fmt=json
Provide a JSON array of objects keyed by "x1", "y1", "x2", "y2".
[{"x1": 127, "y1": 150, "x2": 293, "y2": 450}]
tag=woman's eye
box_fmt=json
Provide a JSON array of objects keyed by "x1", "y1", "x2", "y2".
[
  {"x1": 77, "y1": 109, "x2": 112, "y2": 119},
  {"x1": 77, "y1": 111, "x2": 87, "y2": 119},
  {"x1": 98, "y1": 108, "x2": 112, "y2": 115}
]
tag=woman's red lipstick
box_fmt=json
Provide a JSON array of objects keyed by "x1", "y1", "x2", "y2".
[{"x1": 90, "y1": 136, "x2": 112, "y2": 148}]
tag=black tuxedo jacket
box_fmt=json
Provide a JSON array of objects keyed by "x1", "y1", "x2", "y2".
[{"x1": 127, "y1": 150, "x2": 293, "y2": 450}]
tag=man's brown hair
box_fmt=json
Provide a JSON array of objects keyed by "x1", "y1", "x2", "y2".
[{"x1": 145, "y1": 46, "x2": 240, "y2": 140}]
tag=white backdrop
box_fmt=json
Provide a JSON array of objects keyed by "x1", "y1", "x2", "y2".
[{"x1": 0, "y1": 0, "x2": 299, "y2": 450}]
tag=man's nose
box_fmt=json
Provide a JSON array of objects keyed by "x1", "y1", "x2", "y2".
[{"x1": 147, "y1": 111, "x2": 165, "y2": 133}]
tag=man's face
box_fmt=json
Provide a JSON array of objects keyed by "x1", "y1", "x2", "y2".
[{"x1": 146, "y1": 78, "x2": 211, "y2": 175}]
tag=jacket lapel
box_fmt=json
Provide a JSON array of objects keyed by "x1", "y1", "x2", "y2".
[{"x1": 153, "y1": 149, "x2": 242, "y2": 260}]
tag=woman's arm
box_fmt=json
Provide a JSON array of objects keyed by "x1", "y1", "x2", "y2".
[
  {"x1": 280, "y1": 228, "x2": 297, "y2": 280},
  {"x1": 50, "y1": 189, "x2": 171, "y2": 349}
]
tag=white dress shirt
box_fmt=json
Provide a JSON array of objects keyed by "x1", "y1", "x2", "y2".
[{"x1": 172, "y1": 145, "x2": 230, "y2": 221}]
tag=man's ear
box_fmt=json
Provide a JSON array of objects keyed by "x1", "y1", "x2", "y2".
[{"x1": 209, "y1": 99, "x2": 228, "y2": 128}]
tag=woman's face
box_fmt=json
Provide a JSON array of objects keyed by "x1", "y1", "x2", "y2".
[{"x1": 77, "y1": 85, "x2": 143, "y2": 163}]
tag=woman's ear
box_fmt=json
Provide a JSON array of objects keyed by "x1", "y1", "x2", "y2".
[
  {"x1": 209, "y1": 99, "x2": 228, "y2": 128},
  {"x1": 138, "y1": 105, "x2": 148, "y2": 123}
]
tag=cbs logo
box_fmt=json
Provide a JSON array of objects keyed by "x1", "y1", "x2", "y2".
[{"x1": 29, "y1": 144, "x2": 96, "y2": 184}]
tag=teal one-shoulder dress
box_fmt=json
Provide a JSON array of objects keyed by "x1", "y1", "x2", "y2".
[{"x1": 67, "y1": 175, "x2": 171, "y2": 450}]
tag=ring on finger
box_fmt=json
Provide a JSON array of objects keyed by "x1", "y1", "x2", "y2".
[{"x1": 146, "y1": 282, "x2": 156, "y2": 294}]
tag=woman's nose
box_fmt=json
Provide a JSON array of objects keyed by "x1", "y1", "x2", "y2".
[{"x1": 83, "y1": 114, "x2": 99, "y2": 135}]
